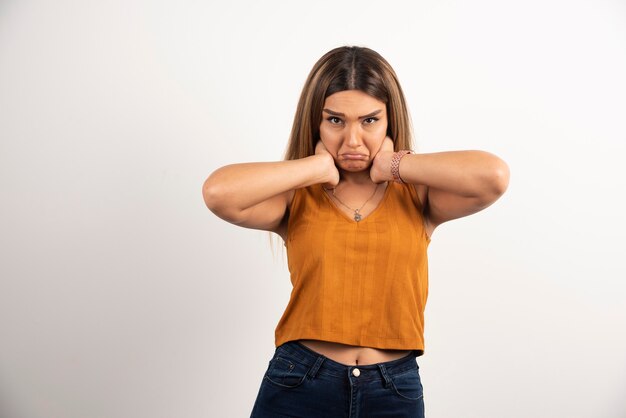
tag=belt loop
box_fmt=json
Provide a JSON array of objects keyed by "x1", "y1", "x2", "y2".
[
  {"x1": 377, "y1": 364, "x2": 392, "y2": 388},
  {"x1": 308, "y1": 355, "x2": 325, "y2": 379}
]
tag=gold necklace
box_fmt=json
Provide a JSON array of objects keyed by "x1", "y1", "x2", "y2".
[{"x1": 323, "y1": 182, "x2": 382, "y2": 222}]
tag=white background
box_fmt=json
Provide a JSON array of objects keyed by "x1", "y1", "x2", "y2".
[{"x1": 1, "y1": 0, "x2": 625, "y2": 417}]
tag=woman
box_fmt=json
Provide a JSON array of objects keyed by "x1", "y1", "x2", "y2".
[{"x1": 203, "y1": 46, "x2": 509, "y2": 417}]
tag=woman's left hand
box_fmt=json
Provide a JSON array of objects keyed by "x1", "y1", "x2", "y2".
[{"x1": 370, "y1": 136, "x2": 395, "y2": 183}]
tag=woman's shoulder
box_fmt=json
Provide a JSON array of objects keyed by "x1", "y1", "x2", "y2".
[
  {"x1": 391, "y1": 182, "x2": 428, "y2": 210},
  {"x1": 286, "y1": 184, "x2": 322, "y2": 211}
]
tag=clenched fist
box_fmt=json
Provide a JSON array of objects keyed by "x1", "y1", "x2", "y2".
[
  {"x1": 314, "y1": 140, "x2": 340, "y2": 189},
  {"x1": 370, "y1": 136, "x2": 395, "y2": 183}
]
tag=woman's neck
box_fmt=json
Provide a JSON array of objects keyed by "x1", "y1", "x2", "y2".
[{"x1": 338, "y1": 170, "x2": 374, "y2": 186}]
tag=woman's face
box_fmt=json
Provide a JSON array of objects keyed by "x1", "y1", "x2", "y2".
[{"x1": 319, "y1": 89, "x2": 388, "y2": 173}]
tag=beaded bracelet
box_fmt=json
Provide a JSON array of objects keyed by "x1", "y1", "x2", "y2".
[{"x1": 390, "y1": 150, "x2": 414, "y2": 183}]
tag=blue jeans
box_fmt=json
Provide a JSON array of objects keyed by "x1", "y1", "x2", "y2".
[{"x1": 250, "y1": 340, "x2": 425, "y2": 417}]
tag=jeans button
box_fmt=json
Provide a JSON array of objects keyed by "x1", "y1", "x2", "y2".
[{"x1": 352, "y1": 367, "x2": 360, "y2": 377}]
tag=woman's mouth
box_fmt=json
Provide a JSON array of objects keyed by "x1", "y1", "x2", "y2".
[{"x1": 341, "y1": 153, "x2": 367, "y2": 160}]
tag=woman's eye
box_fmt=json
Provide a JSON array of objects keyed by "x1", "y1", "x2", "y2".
[
  {"x1": 363, "y1": 117, "x2": 378, "y2": 124},
  {"x1": 328, "y1": 117, "x2": 343, "y2": 124}
]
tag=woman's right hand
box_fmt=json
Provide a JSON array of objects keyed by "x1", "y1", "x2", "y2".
[{"x1": 315, "y1": 139, "x2": 340, "y2": 189}]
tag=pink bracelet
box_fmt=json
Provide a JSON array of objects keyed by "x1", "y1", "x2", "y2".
[{"x1": 390, "y1": 150, "x2": 414, "y2": 183}]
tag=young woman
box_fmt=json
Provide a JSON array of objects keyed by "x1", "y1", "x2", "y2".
[{"x1": 203, "y1": 46, "x2": 509, "y2": 417}]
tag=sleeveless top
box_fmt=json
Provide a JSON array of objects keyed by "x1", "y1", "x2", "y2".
[{"x1": 274, "y1": 181, "x2": 431, "y2": 354}]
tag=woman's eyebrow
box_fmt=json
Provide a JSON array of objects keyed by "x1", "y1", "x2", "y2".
[{"x1": 323, "y1": 108, "x2": 383, "y2": 119}]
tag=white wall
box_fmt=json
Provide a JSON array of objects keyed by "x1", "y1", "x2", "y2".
[{"x1": 1, "y1": 0, "x2": 625, "y2": 417}]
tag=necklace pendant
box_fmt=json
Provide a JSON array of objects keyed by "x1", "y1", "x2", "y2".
[{"x1": 354, "y1": 211, "x2": 362, "y2": 222}]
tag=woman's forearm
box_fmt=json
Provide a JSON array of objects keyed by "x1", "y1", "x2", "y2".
[
  {"x1": 202, "y1": 155, "x2": 331, "y2": 213},
  {"x1": 399, "y1": 151, "x2": 510, "y2": 198}
]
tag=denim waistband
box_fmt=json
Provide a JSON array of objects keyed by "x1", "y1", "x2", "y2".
[{"x1": 276, "y1": 340, "x2": 419, "y2": 380}]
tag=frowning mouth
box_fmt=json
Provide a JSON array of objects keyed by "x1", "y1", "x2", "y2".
[{"x1": 341, "y1": 154, "x2": 368, "y2": 160}]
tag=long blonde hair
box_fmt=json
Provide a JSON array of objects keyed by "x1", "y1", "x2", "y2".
[{"x1": 284, "y1": 45, "x2": 414, "y2": 160}]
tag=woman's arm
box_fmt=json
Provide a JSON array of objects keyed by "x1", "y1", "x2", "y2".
[
  {"x1": 202, "y1": 152, "x2": 337, "y2": 231},
  {"x1": 371, "y1": 138, "x2": 510, "y2": 232},
  {"x1": 398, "y1": 150, "x2": 510, "y2": 228}
]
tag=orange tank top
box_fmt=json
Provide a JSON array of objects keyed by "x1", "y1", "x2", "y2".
[{"x1": 274, "y1": 181, "x2": 431, "y2": 354}]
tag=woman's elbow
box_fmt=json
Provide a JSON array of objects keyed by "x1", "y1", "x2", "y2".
[
  {"x1": 489, "y1": 159, "x2": 510, "y2": 197},
  {"x1": 202, "y1": 177, "x2": 222, "y2": 211}
]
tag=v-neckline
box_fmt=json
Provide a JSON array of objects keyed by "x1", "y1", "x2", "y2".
[{"x1": 319, "y1": 181, "x2": 393, "y2": 224}]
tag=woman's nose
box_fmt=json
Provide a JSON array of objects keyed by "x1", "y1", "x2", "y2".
[{"x1": 346, "y1": 125, "x2": 362, "y2": 148}]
